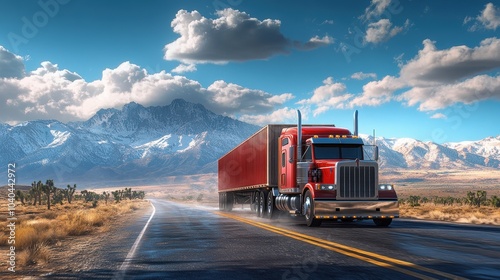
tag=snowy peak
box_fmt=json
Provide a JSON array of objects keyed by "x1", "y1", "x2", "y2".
[
  {"x1": 444, "y1": 136, "x2": 500, "y2": 160},
  {"x1": 0, "y1": 101, "x2": 497, "y2": 187},
  {"x1": 361, "y1": 135, "x2": 500, "y2": 169},
  {"x1": 0, "y1": 99, "x2": 259, "y2": 186}
]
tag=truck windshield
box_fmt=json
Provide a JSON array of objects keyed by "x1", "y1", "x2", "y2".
[{"x1": 313, "y1": 144, "x2": 364, "y2": 160}]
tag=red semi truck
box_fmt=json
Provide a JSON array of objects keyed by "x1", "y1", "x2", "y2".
[{"x1": 218, "y1": 110, "x2": 399, "y2": 227}]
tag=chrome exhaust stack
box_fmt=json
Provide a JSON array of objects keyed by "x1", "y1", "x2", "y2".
[
  {"x1": 353, "y1": 110, "x2": 358, "y2": 137},
  {"x1": 297, "y1": 110, "x2": 302, "y2": 161}
]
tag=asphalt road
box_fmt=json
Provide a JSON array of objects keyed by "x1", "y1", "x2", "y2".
[{"x1": 52, "y1": 199, "x2": 500, "y2": 279}]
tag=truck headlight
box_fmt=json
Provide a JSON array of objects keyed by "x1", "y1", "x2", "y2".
[
  {"x1": 315, "y1": 184, "x2": 336, "y2": 191},
  {"x1": 379, "y1": 184, "x2": 393, "y2": 190}
]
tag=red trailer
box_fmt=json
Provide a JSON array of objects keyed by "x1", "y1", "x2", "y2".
[
  {"x1": 218, "y1": 111, "x2": 399, "y2": 227},
  {"x1": 218, "y1": 125, "x2": 292, "y2": 210}
]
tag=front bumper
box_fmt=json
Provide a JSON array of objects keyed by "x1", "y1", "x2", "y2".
[{"x1": 314, "y1": 199, "x2": 399, "y2": 219}]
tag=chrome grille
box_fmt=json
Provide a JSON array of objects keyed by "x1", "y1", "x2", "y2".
[{"x1": 337, "y1": 162, "x2": 377, "y2": 199}]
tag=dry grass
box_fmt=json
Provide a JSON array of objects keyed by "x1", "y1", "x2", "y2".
[
  {"x1": 400, "y1": 203, "x2": 500, "y2": 225},
  {"x1": 0, "y1": 199, "x2": 148, "y2": 268}
]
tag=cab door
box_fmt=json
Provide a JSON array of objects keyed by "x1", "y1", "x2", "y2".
[
  {"x1": 279, "y1": 137, "x2": 288, "y2": 189},
  {"x1": 279, "y1": 136, "x2": 297, "y2": 192}
]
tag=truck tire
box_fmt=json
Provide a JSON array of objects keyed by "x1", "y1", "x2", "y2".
[
  {"x1": 373, "y1": 218, "x2": 392, "y2": 227},
  {"x1": 304, "y1": 191, "x2": 322, "y2": 227},
  {"x1": 258, "y1": 190, "x2": 267, "y2": 218},
  {"x1": 250, "y1": 192, "x2": 257, "y2": 212},
  {"x1": 265, "y1": 190, "x2": 275, "y2": 219},
  {"x1": 219, "y1": 193, "x2": 233, "y2": 212},
  {"x1": 226, "y1": 192, "x2": 234, "y2": 212}
]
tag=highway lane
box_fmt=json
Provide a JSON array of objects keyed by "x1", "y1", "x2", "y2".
[{"x1": 115, "y1": 199, "x2": 500, "y2": 279}]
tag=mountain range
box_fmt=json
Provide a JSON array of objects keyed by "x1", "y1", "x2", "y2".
[{"x1": 1, "y1": 99, "x2": 498, "y2": 187}]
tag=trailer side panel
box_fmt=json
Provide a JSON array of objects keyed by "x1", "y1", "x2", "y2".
[{"x1": 218, "y1": 125, "x2": 293, "y2": 192}]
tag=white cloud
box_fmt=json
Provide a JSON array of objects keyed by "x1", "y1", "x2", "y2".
[
  {"x1": 400, "y1": 38, "x2": 500, "y2": 85},
  {"x1": 207, "y1": 80, "x2": 294, "y2": 115},
  {"x1": 430, "y1": 113, "x2": 447, "y2": 119},
  {"x1": 164, "y1": 8, "x2": 332, "y2": 66},
  {"x1": 363, "y1": 0, "x2": 392, "y2": 21},
  {"x1": 0, "y1": 46, "x2": 25, "y2": 78},
  {"x1": 466, "y1": 3, "x2": 500, "y2": 31},
  {"x1": 239, "y1": 107, "x2": 299, "y2": 125},
  {"x1": 298, "y1": 77, "x2": 353, "y2": 116},
  {"x1": 299, "y1": 35, "x2": 334, "y2": 50},
  {"x1": 365, "y1": 19, "x2": 409, "y2": 44},
  {"x1": 305, "y1": 37, "x2": 500, "y2": 116},
  {"x1": 351, "y1": 72, "x2": 377, "y2": 80},
  {"x1": 0, "y1": 47, "x2": 294, "y2": 124},
  {"x1": 351, "y1": 75, "x2": 404, "y2": 107},
  {"x1": 355, "y1": 38, "x2": 500, "y2": 111},
  {"x1": 164, "y1": 9, "x2": 289, "y2": 64},
  {"x1": 399, "y1": 75, "x2": 500, "y2": 111},
  {"x1": 171, "y1": 63, "x2": 197, "y2": 73}
]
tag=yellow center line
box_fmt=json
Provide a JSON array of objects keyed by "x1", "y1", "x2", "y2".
[{"x1": 216, "y1": 211, "x2": 467, "y2": 280}]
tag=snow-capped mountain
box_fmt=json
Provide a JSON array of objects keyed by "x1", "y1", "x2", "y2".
[
  {"x1": 361, "y1": 135, "x2": 500, "y2": 169},
  {"x1": 0, "y1": 99, "x2": 259, "y2": 186},
  {"x1": 0, "y1": 100, "x2": 498, "y2": 187}
]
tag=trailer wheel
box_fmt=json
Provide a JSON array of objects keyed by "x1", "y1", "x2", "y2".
[
  {"x1": 250, "y1": 191, "x2": 257, "y2": 213},
  {"x1": 258, "y1": 190, "x2": 267, "y2": 218},
  {"x1": 265, "y1": 191, "x2": 275, "y2": 219},
  {"x1": 373, "y1": 218, "x2": 392, "y2": 227},
  {"x1": 304, "y1": 191, "x2": 322, "y2": 227},
  {"x1": 219, "y1": 193, "x2": 233, "y2": 212},
  {"x1": 226, "y1": 192, "x2": 234, "y2": 212},
  {"x1": 219, "y1": 193, "x2": 225, "y2": 211}
]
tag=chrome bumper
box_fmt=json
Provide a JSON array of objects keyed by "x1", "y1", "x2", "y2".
[{"x1": 314, "y1": 199, "x2": 399, "y2": 219}]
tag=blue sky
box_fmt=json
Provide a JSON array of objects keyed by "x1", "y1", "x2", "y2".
[{"x1": 0, "y1": 0, "x2": 499, "y2": 143}]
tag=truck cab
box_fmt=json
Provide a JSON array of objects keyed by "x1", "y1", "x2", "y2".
[{"x1": 276, "y1": 113, "x2": 399, "y2": 227}]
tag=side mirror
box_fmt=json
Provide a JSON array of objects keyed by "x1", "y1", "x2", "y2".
[
  {"x1": 374, "y1": 146, "x2": 379, "y2": 161},
  {"x1": 289, "y1": 146, "x2": 295, "y2": 163}
]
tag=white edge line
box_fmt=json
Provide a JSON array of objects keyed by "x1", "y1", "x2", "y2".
[{"x1": 113, "y1": 200, "x2": 156, "y2": 280}]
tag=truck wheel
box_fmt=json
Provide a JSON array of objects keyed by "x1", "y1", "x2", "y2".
[
  {"x1": 255, "y1": 191, "x2": 261, "y2": 217},
  {"x1": 304, "y1": 191, "x2": 322, "y2": 227},
  {"x1": 250, "y1": 192, "x2": 257, "y2": 212},
  {"x1": 258, "y1": 190, "x2": 267, "y2": 218},
  {"x1": 373, "y1": 218, "x2": 392, "y2": 227},
  {"x1": 219, "y1": 193, "x2": 224, "y2": 211},
  {"x1": 226, "y1": 192, "x2": 234, "y2": 212},
  {"x1": 265, "y1": 191, "x2": 275, "y2": 219}
]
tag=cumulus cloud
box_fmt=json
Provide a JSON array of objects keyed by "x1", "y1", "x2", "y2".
[
  {"x1": 171, "y1": 63, "x2": 197, "y2": 74},
  {"x1": 400, "y1": 37, "x2": 500, "y2": 85},
  {"x1": 356, "y1": 38, "x2": 500, "y2": 111},
  {"x1": 351, "y1": 75, "x2": 405, "y2": 107},
  {"x1": 362, "y1": 0, "x2": 392, "y2": 21},
  {"x1": 365, "y1": 19, "x2": 409, "y2": 44},
  {"x1": 207, "y1": 80, "x2": 294, "y2": 115},
  {"x1": 164, "y1": 9, "x2": 289, "y2": 64},
  {"x1": 239, "y1": 107, "x2": 299, "y2": 124},
  {"x1": 351, "y1": 72, "x2": 377, "y2": 80},
  {"x1": 0, "y1": 46, "x2": 294, "y2": 124},
  {"x1": 298, "y1": 77, "x2": 353, "y2": 116},
  {"x1": 298, "y1": 35, "x2": 334, "y2": 50},
  {"x1": 399, "y1": 75, "x2": 500, "y2": 111},
  {"x1": 465, "y1": 3, "x2": 500, "y2": 31},
  {"x1": 305, "y1": 37, "x2": 500, "y2": 116},
  {"x1": 430, "y1": 113, "x2": 446, "y2": 119},
  {"x1": 0, "y1": 46, "x2": 25, "y2": 78},
  {"x1": 164, "y1": 8, "x2": 332, "y2": 66}
]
